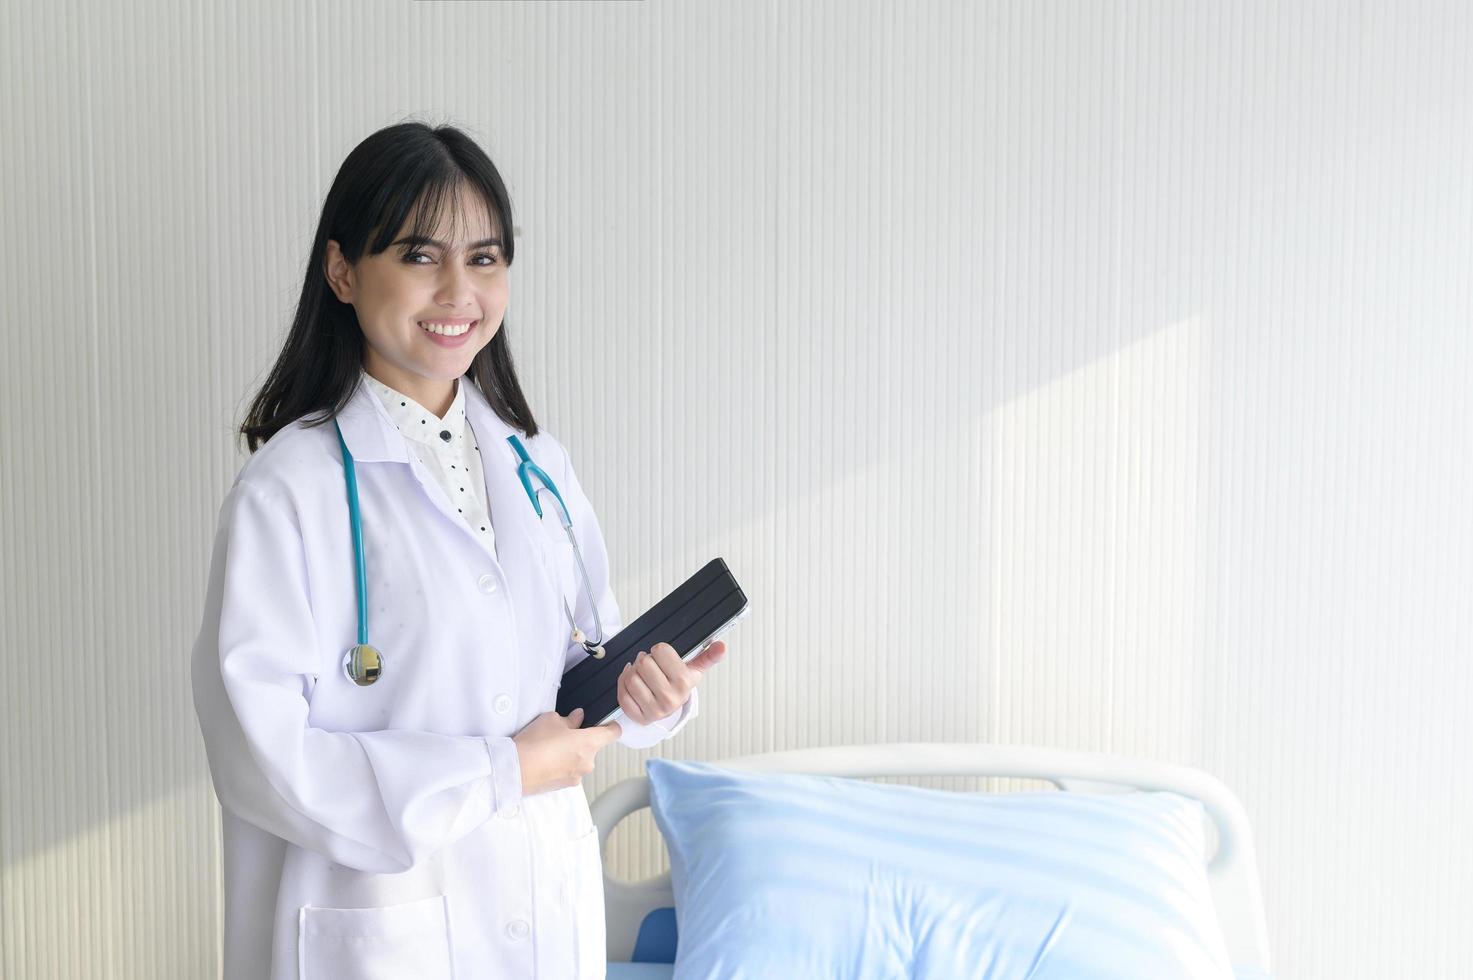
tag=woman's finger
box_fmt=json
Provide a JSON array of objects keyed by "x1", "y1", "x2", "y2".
[
  {"x1": 621, "y1": 664, "x2": 656, "y2": 723},
  {"x1": 686, "y1": 639, "x2": 727, "y2": 675},
  {"x1": 633, "y1": 650, "x2": 680, "y2": 703},
  {"x1": 649, "y1": 642, "x2": 701, "y2": 689}
]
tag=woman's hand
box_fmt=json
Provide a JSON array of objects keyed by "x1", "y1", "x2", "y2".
[
  {"x1": 614, "y1": 639, "x2": 728, "y2": 726},
  {"x1": 513, "y1": 709, "x2": 622, "y2": 796}
]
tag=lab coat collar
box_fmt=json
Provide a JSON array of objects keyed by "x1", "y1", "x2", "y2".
[
  {"x1": 459, "y1": 373, "x2": 525, "y2": 467},
  {"x1": 334, "y1": 371, "x2": 523, "y2": 466},
  {"x1": 333, "y1": 375, "x2": 410, "y2": 463}
]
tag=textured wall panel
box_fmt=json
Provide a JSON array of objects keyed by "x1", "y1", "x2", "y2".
[{"x1": 2, "y1": 1, "x2": 1469, "y2": 977}]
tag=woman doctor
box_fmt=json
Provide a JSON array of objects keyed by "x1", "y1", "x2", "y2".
[{"x1": 190, "y1": 122, "x2": 727, "y2": 980}]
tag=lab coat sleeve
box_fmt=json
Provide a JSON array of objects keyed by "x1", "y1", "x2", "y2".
[
  {"x1": 554, "y1": 440, "x2": 699, "y2": 750},
  {"x1": 190, "y1": 479, "x2": 522, "y2": 875}
]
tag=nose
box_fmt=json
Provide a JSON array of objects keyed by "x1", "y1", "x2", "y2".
[{"x1": 433, "y1": 260, "x2": 476, "y2": 312}]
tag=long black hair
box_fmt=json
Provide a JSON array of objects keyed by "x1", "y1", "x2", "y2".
[{"x1": 240, "y1": 121, "x2": 538, "y2": 454}]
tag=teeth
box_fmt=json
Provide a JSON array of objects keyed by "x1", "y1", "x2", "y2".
[{"x1": 419, "y1": 321, "x2": 473, "y2": 337}]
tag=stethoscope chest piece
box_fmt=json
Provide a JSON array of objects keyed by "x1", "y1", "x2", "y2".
[{"x1": 342, "y1": 643, "x2": 384, "y2": 686}]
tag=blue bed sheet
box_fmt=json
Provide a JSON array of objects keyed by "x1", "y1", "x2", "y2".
[
  {"x1": 607, "y1": 965, "x2": 1271, "y2": 979},
  {"x1": 606, "y1": 965, "x2": 674, "y2": 980}
]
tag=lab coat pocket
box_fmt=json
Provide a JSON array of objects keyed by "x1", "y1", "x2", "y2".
[
  {"x1": 569, "y1": 824, "x2": 607, "y2": 980},
  {"x1": 298, "y1": 893, "x2": 454, "y2": 980},
  {"x1": 537, "y1": 519, "x2": 580, "y2": 617},
  {"x1": 539, "y1": 512, "x2": 577, "y2": 595}
]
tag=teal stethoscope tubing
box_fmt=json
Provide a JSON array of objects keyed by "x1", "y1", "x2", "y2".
[
  {"x1": 332, "y1": 419, "x2": 607, "y2": 685},
  {"x1": 338, "y1": 421, "x2": 371, "y2": 647},
  {"x1": 504, "y1": 434, "x2": 608, "y2": 656}
]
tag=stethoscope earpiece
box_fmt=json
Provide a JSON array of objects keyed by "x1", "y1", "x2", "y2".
[{"x1": 570, "y1": 624, "x2": 606, "y2": 659}]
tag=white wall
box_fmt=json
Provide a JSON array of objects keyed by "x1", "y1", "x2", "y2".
[{"x1": 3, "y1": 1, "x2": 1469, "y2": 977}]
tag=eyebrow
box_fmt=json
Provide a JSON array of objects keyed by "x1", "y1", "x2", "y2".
[{"x1": 391, "y1": 234, "x2": 503, "y2": 250}]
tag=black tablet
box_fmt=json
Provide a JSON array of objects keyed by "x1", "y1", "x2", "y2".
[{"x1": 557, "y1": 557, "x2": 749, "y2": 728}]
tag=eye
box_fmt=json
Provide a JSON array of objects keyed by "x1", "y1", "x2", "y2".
[{"x1": 402, "y1": 250, "x2": 501, "y2": 267}]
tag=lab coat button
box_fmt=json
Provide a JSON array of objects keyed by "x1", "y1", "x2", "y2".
[
  {"x1": 506, "y1": 918, "x2": 530, "y2": 941},
  {"x1": 499, "y1": 803, "x2": 520, "y2": 819},
  {"x1": 477, "y1": 573, "x2": 497, "y2": 594},
  {"x1": 494, "y1": 694, "x2": 512, "y2": 713}
]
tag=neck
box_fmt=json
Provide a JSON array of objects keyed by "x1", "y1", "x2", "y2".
[{"x1": 363, "y1": 358, "x2": 457, "y2": 419}]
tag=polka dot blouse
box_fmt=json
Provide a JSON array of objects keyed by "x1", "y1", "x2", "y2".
[{"x1": 362, "y1": 370, "x2": 496, "y2": 555}]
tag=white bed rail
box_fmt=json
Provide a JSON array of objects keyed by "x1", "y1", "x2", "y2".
[{"x1": 590, "y1": 742, "x2": 1271, "y2": 973}]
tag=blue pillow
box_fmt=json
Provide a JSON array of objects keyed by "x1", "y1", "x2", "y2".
[{"x1": 646, "y1": 758, "x2": 1236, "y2": 980}]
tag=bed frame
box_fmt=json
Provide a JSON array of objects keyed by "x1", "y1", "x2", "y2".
[{"x1": 588, "y1": 742, "x2": 1273, "y2": 974}]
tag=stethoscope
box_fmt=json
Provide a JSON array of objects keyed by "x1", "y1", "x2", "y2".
[{"x1": 332, "y1": 419, "x2": 608, "y2": 687}]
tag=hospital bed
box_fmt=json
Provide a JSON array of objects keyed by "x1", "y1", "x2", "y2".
[{"x1": 590, "y1": 743, "x2": 1273, "y2": 979}]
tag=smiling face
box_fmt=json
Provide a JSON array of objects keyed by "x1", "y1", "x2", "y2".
[{"x1": 323, "y1": 181, "x2": 510, "y2": 415}]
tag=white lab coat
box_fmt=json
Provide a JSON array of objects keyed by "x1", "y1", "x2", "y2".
[{"x1": 191, "y1": 374, "x2": 697, "y2": 980}]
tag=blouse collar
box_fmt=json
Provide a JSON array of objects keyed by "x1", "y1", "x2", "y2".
[{"x1": 361, "y1": 369, "x2": 470, "y2": 450}]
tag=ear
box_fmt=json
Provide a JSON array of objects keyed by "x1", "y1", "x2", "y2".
[{"x1": 323, "y1": 239, "x2": 356, "y2": 304}]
